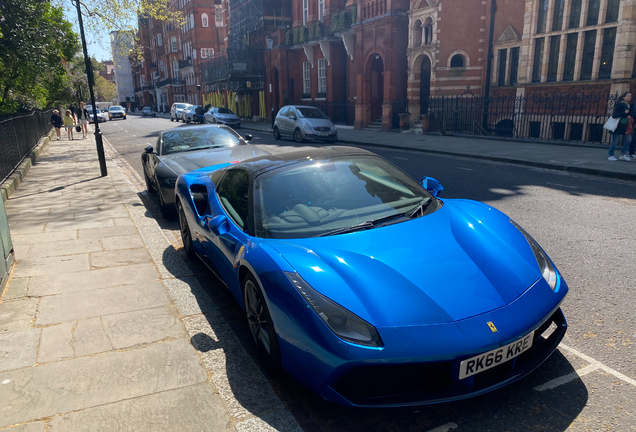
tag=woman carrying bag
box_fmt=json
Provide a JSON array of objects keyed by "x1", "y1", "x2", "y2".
[{"x1": 608, "y1": 92, "x2": 632, "y2": 161}]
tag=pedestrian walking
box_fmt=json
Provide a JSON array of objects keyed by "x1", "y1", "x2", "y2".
[
  {"x1": 608, "y1": 92, "x2": 632, "y2": 161},
  {"x1": 50, "y1": 109, "x2": 63, "y2": 140},
  {"x1": 69, "y1": 104, "x2": 77, "y2": 122},
  {"x1": 63, "y1": 109, "x2": 75, "y2": 140},
  {"x1": 629, "y1": 100, "x2": 636, "y2": 159},
  {"x1": 77, "y1": 102, "x2": 90, "y2": 139}
]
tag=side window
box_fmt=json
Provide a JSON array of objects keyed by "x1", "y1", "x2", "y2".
[
  {"x1": 278, "y1": 107, "x2": 288, "y2": 117},
  {"x1": 287, "y1": 108, "x2": 297, "y2": 119},
  {"x1": 217, "y1": 169, "x2": 250, "y2": 230}
]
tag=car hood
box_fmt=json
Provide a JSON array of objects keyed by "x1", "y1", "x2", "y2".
[
  {"x1": 160, "y1": 145, "x2": 269, "y2": 176},
  {"x1": 263, "y1": 199, "x2": 543, "y2": 327},
  {"x1": 301, "y1": 118, "x2": 332, "y2": 128},
  {"x1": 217, "y1": 114, "x2": 239, "y2": 120}
]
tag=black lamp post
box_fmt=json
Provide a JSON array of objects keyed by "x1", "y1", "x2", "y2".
[
  {"x1": 266, "y1": 35, "x2": 274, "y2": 129},
  {"x1": 73, "y1": 0, "x2": 107, "y2": 176}
]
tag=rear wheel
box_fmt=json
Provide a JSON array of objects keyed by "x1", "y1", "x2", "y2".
[
  {"x1": 177, "y1": 201, "x2": 195, "y2": 260},
  {"x1": 293, "y1": 128, "x2": 304, "y2": 143},
  {"x1": 243, "y1": 275, "x2": 281, "y2": 371},
  {"x1": 273, "y1": 127, "x2": 281, "y2": 140}
]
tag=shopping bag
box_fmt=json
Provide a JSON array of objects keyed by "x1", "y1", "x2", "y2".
[
  {"x1": 75, "y1": 125, "x2": 81, "y2": 132},
  {"x1": 604, "y1": 117, "x2": 620, "y2": 132}
]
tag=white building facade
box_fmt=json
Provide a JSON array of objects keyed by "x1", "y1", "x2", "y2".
[{"x1": 110, "y1": 31, "x2": 135, "y2": 105}]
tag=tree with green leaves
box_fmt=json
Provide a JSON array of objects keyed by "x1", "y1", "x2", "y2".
[{"x1": 0, "y1": 0, "x2": 79, "y2": 114}]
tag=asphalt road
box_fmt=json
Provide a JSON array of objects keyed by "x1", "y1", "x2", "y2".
[{"x1": 99, "y1": 115, "x2": 636, "y2": 432}]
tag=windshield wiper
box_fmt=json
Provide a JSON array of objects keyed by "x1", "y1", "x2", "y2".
[
  {"x1": 179, "y1": 145, "x2": 221, "y2": 153},
  {"x1": 315, "y1": 212, "x2": 410, "y2": 237},
  {"x1": 406, "y1": 197, "x2": 433, "y2": 218}
]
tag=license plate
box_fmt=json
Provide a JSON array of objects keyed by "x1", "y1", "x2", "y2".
[
  {"x1": 459, "y1": 331, "x2": 534, "y2": 380},
  {"x1": 317, "y1": 132, "x2": 328, "y2": 136}
]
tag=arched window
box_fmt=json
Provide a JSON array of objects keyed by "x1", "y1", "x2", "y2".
[
  {"x1": 450, "y1": 54, "x2": 465, "y2": 68},
  {"x1": 413, "y1": 20, "x2": 422, "y2": 47},
  {"x1": 424, "y1": 17, "x2": 433, "y2": 45},
  {"x1": 202, "y1": 13, "x2": 209, "y2": 27}
]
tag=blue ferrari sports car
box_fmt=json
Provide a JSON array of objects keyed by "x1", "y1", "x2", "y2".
[{"x1": 175, "y1": 146, "x2": 568, "y2": 407}]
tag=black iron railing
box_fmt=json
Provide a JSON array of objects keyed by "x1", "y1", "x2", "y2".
[
  {"x1": 0, "y1": 109, "x2": 53, "y2": 183},
  {"x1": 424, "y1": 93, "x2": 619, "y2": 144}
]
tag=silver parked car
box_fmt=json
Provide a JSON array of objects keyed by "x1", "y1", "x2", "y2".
[
  {"x1": 273, "y1": 105, "x2": 337, "y2": 143},
  {"x1": 204, "y1": 107, "x2": 241, "y2": 128},
  {"x1": 170, "y1": 103, "x2": 188, "y2": 122}
]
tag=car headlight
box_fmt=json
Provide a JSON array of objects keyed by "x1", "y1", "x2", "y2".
[
  {"x1": 285, "y1": 271, "x2": 383, "y2": 347},
  {"x1": 331, "y1": 124, "x2": 337, "y2": 131},
  {"x1": 510, "y1": 219, "x2": 558, "y2": 290}
]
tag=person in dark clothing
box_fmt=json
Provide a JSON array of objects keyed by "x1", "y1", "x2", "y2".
[
  {"x1": 608, "y1": 92, "x2": 632, "y2": 161},
  {"x1": 50, "y1": 109, "x2": 63, "y2": 140}
]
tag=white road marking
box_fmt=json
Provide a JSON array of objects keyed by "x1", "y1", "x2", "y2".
[
  {"x1": 535, "y1": 343, "x2": 636, "y2": 391},
  {"x1": 546, "y1": 182, "x2": 578, "y2": 189},
  {"x1": 456, "y1": 167, "x2": 473, "y2": 171},
  {"x1": 425, "y1": 423, "x2": 458, "y2": 432}
]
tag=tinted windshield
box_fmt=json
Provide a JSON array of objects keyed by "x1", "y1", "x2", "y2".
[
  {"x1": 143, "y1": 107, "x2": 151, "y2": 110},
  {"x1": 161, "y1": 127, "x2": 242, "y2": 155},
  {"x1": 253, "y1": 156, "x2": 437, "y2": 239},
  {"x1": 110, "y1": 106, "x2": 123, "y2": 111},
  {"x1": 188, "y1": 105, "x2": 202, "y2": 111},
  {"x1": 217, "y1": 108, "x2": 235, "y2": 115},
  {"x1": 175, "y1": 104, "x2": 186, "y2": 109},
  {"x1": 296, "y1": 108, "x2": 328, "y2": 119}
]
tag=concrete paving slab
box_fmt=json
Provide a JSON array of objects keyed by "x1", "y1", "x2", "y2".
[
  {"x1": 2, "y1": 422, "x2": 46, "y2": 432},
  {"x1": 100, "y1": 235, "x2": 144, "y2": 251},
  {"x1": 36, "y1": 282, "x2": 170, "y2": 325},
  {"x1": 29, "y1": 239, "x2": 102, "y2": 258},
  {"x1": 235, "y1": 410, "x2": 304, "y2": 432},
  {"x1": 101, "y1": 307, "x2": 184, "y2": 349},
  {"x1": 72, "y1": 317, "x2": 113, "y2": 357},
  {"x1": 113, "y1": 217, "x2": 134, "y2": 226},
  {"x1": 11, "y1": 244, "x2": 31, "y2": 261},
  {"x1": 12, "y1": 254, "x2": 89, "y2": 278},
  {"x1": 89, "y1": 248, "x2": 151, "y2": 269},
  {"x1": 148, "y1": 248, "x2": 193, "y2": 279},
  {"x1": 0, "y1": 298, "x2": 38, "y2": 333},
  {"x1": 162, "y1": 277, "x2": 217, "y2": 316},
  {"x1": 37, "y1": 322, "x2": 75, "y2": 364},
  {"x1": 28, "y1": 263, "x2": 158, "y2": 296},
  {"x1": 0, "y1": 339, "x2": 208, "y2": 428},
  {"x1": 77, "y1": 225, "x2": 137, "y2": 239},
  {"x1": 44, "y1": 218, "x2": 115, "y2": 232},
  {"x1": 46, "y1": 383, "x2": 230, "y2": 432},
  {"x1": 10, "y1": 230, "x2": 77, "y2": 246},
  {"x1": 1, "y1": 277, "x2": 29, "y2": 301},
  {"x1": 0, "y1": 328, "x2": 40, "y2": 373}
]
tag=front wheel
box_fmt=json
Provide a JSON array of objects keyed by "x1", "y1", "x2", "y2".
[
  {"x1": 273, "y1": 127, "x2": 281, "y2": 140},
  {"x1": 177, "y1": 201, "x2": 196, "y2": 260},
  {"x1": 293, "y1": 128, "x2": 304, "y2": 143},
  {"x1": 243, "y1": 275, "x2": 281, "y2": 371}
]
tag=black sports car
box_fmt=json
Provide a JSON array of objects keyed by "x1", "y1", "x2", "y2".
[{"x1": 141, "y1": 125, "x2": 269, "y2": 218}]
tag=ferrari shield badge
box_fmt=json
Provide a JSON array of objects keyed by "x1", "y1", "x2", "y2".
[{"x1": 487, "y1": 321, "x2": 498, "y2": 333}]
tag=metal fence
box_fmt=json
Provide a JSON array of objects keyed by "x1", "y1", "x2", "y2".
[
  {"x1": 426, "y1": 93, "x2": 618, "y2": 144},
  {"x1": 0, "y1": 109, "x2": 53, "y2": 184}
]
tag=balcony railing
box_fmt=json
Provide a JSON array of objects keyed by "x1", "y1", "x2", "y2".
[
  {"x1": 156, "y1": 78, "x2": 185, "y2": 87},
  {"x1": 178, "y1": 58, "x2": 192, "y2": 70}
]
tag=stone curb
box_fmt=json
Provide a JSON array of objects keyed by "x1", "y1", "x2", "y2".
[
  {"x1": 240, "y1": 124, "x2": 636, "y2": 182},
  {"x1": 1, "y1": 128, "x2": 54, "y2": 203}
]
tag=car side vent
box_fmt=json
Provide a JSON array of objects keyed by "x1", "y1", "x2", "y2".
[{"x1": 190, "y1": 184, "x2": 209, "y2": 215}]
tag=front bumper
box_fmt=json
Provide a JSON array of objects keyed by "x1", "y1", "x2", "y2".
[
  {"x1": 302, "y1": 130, "x2": 337, "y2": 141},
  {"x1": 215, "y1": 118, "x2": 241, "y2": 127}
]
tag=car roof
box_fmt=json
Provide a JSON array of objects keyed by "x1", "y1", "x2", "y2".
[
  {"x1": 284, "y1": 105, "x2": 322, "y2": 110},
  {"x1": 160, "y1": 124, "x2": 237, "y2": 136},
  {"x1": 232, "y1": 146, "x2": 375, "y2": 177}
]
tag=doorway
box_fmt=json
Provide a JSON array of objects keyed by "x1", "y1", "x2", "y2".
[
  {"x1": 420, "y1": 56, "x2": 431, "y2": 115},
  {"x1": 370, "y1": 55, "x2": 384, "y2": 121}
]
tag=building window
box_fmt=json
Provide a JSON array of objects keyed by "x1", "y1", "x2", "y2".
[
  {"x1": 318, "y1": 0, "x2": 325, "y2": 22},
  {"x1": 424, "y1": 18, "x2": 433, "y2": 45},
  {"x1": 193, "y1": 49, "x2": 197, "y2": 60},
  {"x1": 413, "y1": 20, "x2": 422, "y2": 47},
  {"x1": 202, "y1": 13, "x2": 209, "y2": 27},
  {"x1": 563, "y1": 33, "x2": 578, "y2": 81},
  {"x1": 598, "y1": 27, "x2": 617, "y2": 79},
  {"x1": 498, "y1": 49, "x2": 507, "y2": 86},
  {"x1": 303, "y1": 61, "x2": 311, "y2": 96},
  {"x1": 201, "y1": 48, "x2": 208, "y2": 58},
  {"x1": 606, "y1": 0, "x2": 620, "y2": 23},
  {"x1": 450, "y1": 54, "x2": 464, "y2": 68},
  {"x1": 569, "y1": 0, "x2": 582, "y2": 28},
  {"x1": 215, "y1": 6, "x2": 223, "y2": 26},
  {"x1": 532, "y1": 38, "x2": 545, "y2": 82},
  {"x1": 586, "y1": 0, "x2": 600, "y2": 26},
  {"x1": 547, "y1": 35, "x2": 560, "y2": 82},
  {"x1": 580, "y1": 30, "x2": 597, "y2": 80},
  {"x1": 160, "y1": 60, "x2": 164, "y2": 71},
  {"x1": 552, "y1": 0, "x2": 565, "y2": 31},
  {"x1": 171, "y1": 37, "x2": 177, "y2": 52},
  {"x1": 536, "y1": 0, "x2": 548, "y2": 34},
  {"x1": 190, "y1": 14, "x2": 194, "y2": 29},
  {"x1": 303, "y1": 0, "x2": 308, "y2": 26},
  {"x1": 509, "y1": 47, "x2": 520, "y2": 85},
  {"x1": 157, "y1": 34, "x2": 162, "y2": 46},
  {"x1": 173, "y1": 60, "x2": 179, "y2": 80},
  {"x1": 318, "y1": 58, "x2": 326, "y2": 94}
]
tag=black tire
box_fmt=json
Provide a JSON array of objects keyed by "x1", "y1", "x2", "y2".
[
  {"x1": 144, "y1": 170, "x2": 155, "y2": 195},
  {"x1": 273, "y1": 127, "x2": 281, "y2": 140},
  {"x1": 293, "y1": 128, "x2": 304, "y2": 143},
  {"x1": 243, "y1": 275, "x2": 281, "y2": 371},
  {"x1": 177, "y1": 201, "x2": 196, "y2": 260}
]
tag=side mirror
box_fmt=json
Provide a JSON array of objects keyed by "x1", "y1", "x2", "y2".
[
  {"x1": 420, "y1": 176, "x2": 444, "y2": 197},
  {"x1": 207, "y1": 215, "x2": 230, "y2": 235},
  {"x1": 144, "y1": 145, "x2": 155, "y2": 154},
  {"x1": 244, "y1": 134, "x2": 253, "y2": 141},
  {"x1": 290, "y1": 116, "x2": 297, "y2": 121}
]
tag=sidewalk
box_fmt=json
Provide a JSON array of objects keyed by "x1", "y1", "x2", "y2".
[
  {"x1": 0, "y1": 132, "x2": 301, "y2": 431},
  {"x1": 241, "y1": 120, "x2": 636, "y2": 182}
]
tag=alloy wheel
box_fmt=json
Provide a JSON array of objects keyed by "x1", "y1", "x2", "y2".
[
  {"x1": 243, "y1": 276, "x2": 281, "y2": 370},
  {"x1": 293, "y1": 128, "x2": 304, "y2": 143}
]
